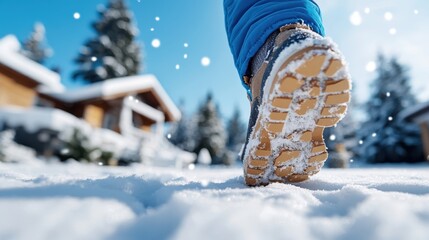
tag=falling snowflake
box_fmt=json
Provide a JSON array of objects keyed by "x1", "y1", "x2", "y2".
[
  {"x1": 91, "y1": 56, "x2": 97, "y2": 62},
  {"x1": 329, "y1": 134, "x2": 336, "y2": 141},
  {"x1": 167, "y1": 133, "x2": 171, "y2": 139},
  {"x1": 364, "y1": 7, "x2": 370, "y2": 14},
  {"x1": 359, "y1": 140, "x2": 364, "y2": 145},
  {"x1": 386, "y1": 92, "x2": 391, "y2": 97},
  {"x1": 384, "y1": 12, "x2": 393, "y2": 21},
  {"x1": 184, "y1": 43, "x2": 189, "y2": 48},
  {"x1": 151, "y1": 39, "x2": 161, "y2": 48},
  {"x1": 389, "y1": 28, "x2": 397, "y2": 35},
  {"x1": 175, "y1": 64, "x2": 180, "y2": 70},
  {"x1": 150, "y1": 28, "x2": 155, "y2": 32},
  {"x1": 184, "y1": 54, "x2": 188, "y2": 59},
  {"x1": 155, "y1": 16, "x2": 160, "y2": 21},
  {"x1": 73, "y1": 12, "x2": 81, "y2": 20},
  {"x1": 201, "y1": 57, "x2": 211, "y2": 67},
  {"x1": 414, "y1": 10, "x2": 419, "y2": 15},
  {"x1": 388, "y1": 116, "x2": 393, "y2": 121},
  {"x1": 188, "y1": 163, "x2": 195, "y2": 170},
  {"x1": 372, "y1": 133, "x2": 377, "y2": 138},
  {"x1": 349, "y1": 11, "x2": 362, "y2": 26},
  {"x1": 366, "y1": 61, "x2": 377, "y2": 72},
  {"x1": 201, "y1": 180, "x2": 209, "y2": 187}
]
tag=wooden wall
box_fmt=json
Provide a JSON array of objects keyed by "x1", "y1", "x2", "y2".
[
  {"x1": 84, "y1": 104, "x2": 104, "y2": 128},
  {"x1": 0, "y1": 70, "x2": 37, "y2": 108},
  {"x1": 419, "y1": 123, "x2": 429, "y2": 160}
]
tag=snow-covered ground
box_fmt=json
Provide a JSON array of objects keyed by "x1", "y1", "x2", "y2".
[{"x1": 0, "y1": 162, "x2": 428, "y2": 240}]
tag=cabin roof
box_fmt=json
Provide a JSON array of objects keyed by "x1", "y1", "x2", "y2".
[
  {"x1": 0, "y1": 35, "x2": 64, "y2": 92},
  {"x1": 400, "y1": 101, "x2": 429, "y2": 123},
  {"x1": 43, "y1": 74, "x2": 181, "y2": 122}
]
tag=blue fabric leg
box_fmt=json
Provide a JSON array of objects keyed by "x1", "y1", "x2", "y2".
[{"x1": 223, "y1": 0, "x2": 325, "y2": 96}]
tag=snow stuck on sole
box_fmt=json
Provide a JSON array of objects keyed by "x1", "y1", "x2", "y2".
[
  {"x1": 244, "y1": 37, "x2": 351, "y2": 186},
  {"x1": 0, "y1": 163, "x2": 429, "y2": 240}
]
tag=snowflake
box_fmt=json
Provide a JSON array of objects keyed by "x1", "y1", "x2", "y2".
[
  {"x1": 364, "y1": 8, "x2": 370, "y2": 14},
  {"x1": 384, "y1": 12, "x2": 393, "y2": 21},
  {"x1": 73, "y1": 12, "x2": 81, "y2": 20},
  {"x1": 188, "y1": 163, "x2": 195, "y2": 170},
  {"x1": 201, "y1": 57, "x2": 211, "y2": 67},
  {"x1": 151, "y1": 39, "x2": 161, "y2": 48},
  {"x1": 349, "y1": 11, "x2": 362, "y2": 26},
  {"x1": 366, "y1": 61, "x2": 377, "y2": 72}
]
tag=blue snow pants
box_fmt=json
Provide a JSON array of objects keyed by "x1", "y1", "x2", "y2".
[{"x1": 224, "y1": 0, "x2": 325, "y2": 95}]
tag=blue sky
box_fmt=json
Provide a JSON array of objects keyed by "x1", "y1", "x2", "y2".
[{"x1": 0, "y1": 0, "x2": 428, "y2": 123}]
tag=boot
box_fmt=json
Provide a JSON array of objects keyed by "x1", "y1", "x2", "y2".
[{"x1": 242, "y1": 24, "x2": 352, "y2": 186}]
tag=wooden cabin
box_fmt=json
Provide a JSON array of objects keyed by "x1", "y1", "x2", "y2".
[
  {"x1": 0, "y1": 35, "x2": 180, "y2": 138},
  {"x1": 0, "y1": 35, "x2": 194, "y2": 166},
  {"x1": 401, "y1": 102, "x2": 429, "y2": 160},
  {"x1": 39, "y1": 75, "x2": 181, "y2": 136},
  {"x1": 0, "y1": 35, "x2": 63, "y2": 108}
]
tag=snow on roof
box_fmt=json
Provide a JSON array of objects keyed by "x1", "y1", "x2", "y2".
[
  {"x1": 399, "y1": 101, "x2": 429, "y2": 123},
  {"x1": 45, "y1": 74, "x2": 181, "y2": 121},
  {"x1": 0, "y1": 35, "x2": 64, "y2": 92}
]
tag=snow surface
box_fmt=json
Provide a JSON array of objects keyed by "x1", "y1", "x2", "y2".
[{"x1": 0, "y1": 162, "x2": 428, "y2": 240}]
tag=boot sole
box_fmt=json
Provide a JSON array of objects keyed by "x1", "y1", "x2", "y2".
[{"x1": 244, "y1": 44, "x2": 351, "y2": 186}]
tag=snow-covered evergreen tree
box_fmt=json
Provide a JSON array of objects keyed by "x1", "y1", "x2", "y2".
[
  {"x1": 226, "y1": 107, "x2": 246, "y2": 153},
  {"x1": 168, "y1": 102, "x2": 196, "y2": 152},
  {"x1": 21, "y1": 22, "x2": 52, "y2": 64},
  {"x1": 357, "y1": 54, "x2": 424, "y2": 163},
  {"x1": 0, "y1": 132, "x2": 5, "y2": 162},
  {"x1": 60, "y1": 128, "x2": 113, "y2": 164},
  {"x1": 73, "y1": 0, "x2": 141, "y2": 83},
  {"x1": 194, "y1": 93, "x2": 227, "y2": 165}
]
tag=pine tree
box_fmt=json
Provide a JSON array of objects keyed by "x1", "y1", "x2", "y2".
[
  {"x1": 226, "y1": 107, "x2": 246, "y2": 153},
  {"x1": 0, "y1": 132, "x2": 5, "y2": 162},
  {"x1": 21, "y1": 22, "x2": 52, "y2": 64},
  {"x1": 73, "y1": 0, "x2": 141, "y2": 83},
  {"x1": 357, "y1": 54, "x2": 424, "y2": 163},
  {"x1": 60, "y1": 128, "x2": 113, "y2": 164},
  {"x1": 194, "y1": 93, "x2": 227, "y2": 165},
  {"x1": 168, "y1": 102, "x2": 196, "y2": 152}
]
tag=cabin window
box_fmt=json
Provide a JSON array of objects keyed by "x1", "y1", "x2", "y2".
[
  {"x1": 103, "y1": 108, "x2": 120, "y2": 132},
  {"x1": 34, "y1": 96, "x2": 54, "y2": 108}
]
